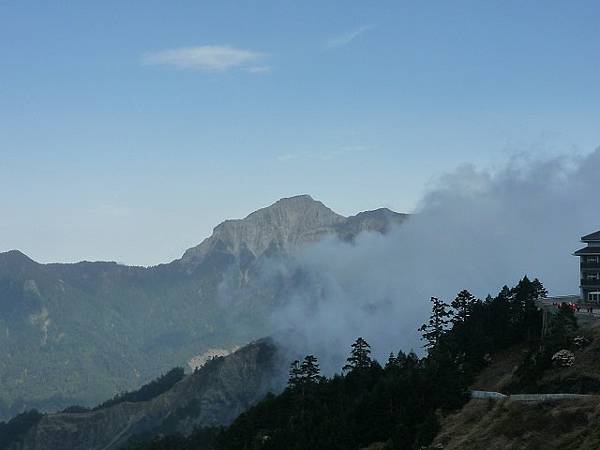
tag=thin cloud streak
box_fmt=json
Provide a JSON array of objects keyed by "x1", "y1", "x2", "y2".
[
  {"x1": 325, "y1": 25, "x2": 373, "y2": 50},
  {"x1": 142, "y1": 45, "x2": 265, "y2": 72}
]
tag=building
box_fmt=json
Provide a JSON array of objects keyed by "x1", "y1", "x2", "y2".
[{"x1": 574, "y1": 230, "x2": 600, "y2": 304}]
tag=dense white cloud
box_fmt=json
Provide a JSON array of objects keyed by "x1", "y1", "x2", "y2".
[
  {"x1": 142, "y1": 45, "x2": 265, "y2": 72},
  {"x1": 250, "y1": 149, "x2": 600, "y2": 374}
]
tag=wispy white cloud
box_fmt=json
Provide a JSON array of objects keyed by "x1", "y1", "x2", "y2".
[
  {"x1": 325, "y1": 25, "x2": 373, "y2": 50},
  {"x1": 142, "y1": 45, "x2": 266, "y2": 72}
]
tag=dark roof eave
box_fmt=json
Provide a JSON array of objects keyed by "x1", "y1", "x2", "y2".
[
  {"x1": 581, "y1": 230, "x2": 600, "y2": 242},
  {"x1": 574, "y1": 247, "x2": 600, "y2": 256}
]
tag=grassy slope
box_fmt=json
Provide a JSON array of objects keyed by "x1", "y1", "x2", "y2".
[
  {"x1": 432, "y1": 320, "x2": 600, "y2": 449},
  {"x1": 434, "y1": 397, "x2": 600, "y2": 450}
]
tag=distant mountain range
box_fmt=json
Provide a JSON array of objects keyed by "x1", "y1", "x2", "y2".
[{"x1": 0, "y1": 195, "x2": 407, "y2": 420}]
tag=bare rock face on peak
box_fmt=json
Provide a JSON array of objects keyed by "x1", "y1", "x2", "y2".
[
  {"x1": 181, "y1": 195, "x2": 346, "y2": 264},
  {"x1": 180, "y1": 195, "x2": 407, "y2": 267}
]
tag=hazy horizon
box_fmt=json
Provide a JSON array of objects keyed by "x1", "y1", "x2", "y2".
[{"x1": 3, "y1": 1, "x2": 600, "y2": 265}]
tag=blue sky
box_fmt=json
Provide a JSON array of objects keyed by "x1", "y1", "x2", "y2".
[{"x1": 1, "y1": 1, "x2": 600, "y2": 265}]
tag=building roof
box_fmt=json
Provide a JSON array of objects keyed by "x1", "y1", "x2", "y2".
[
  {"x1": 582, "y1": 230, "x2": 600, "y2": 241},
  {"x1": 574, "y1": 246, "x2": 600, "y2": 256}
]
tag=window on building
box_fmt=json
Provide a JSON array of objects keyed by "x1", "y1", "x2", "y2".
[
  {"x1": 587, "y1": 273, "x2": 600, "y2": 280},
  {"x1": 587, "y1": 256, "x2": 599, "y2": 263},
  {"x1": 589, "y1": 292, "x2": 600, "y2": 302}
]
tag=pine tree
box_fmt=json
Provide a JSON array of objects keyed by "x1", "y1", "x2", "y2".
[
  {"x1": 289, "y1": 356, "x2": 322, "y2": 388},
  {"x1": 385, "y1": 352, "x2": 398, "y2": 369},
  {"x1": 419, "y1": 297, "x2": 452, "y2": 350},
  {"x1": 300, "y1": 355, "x2": 321, "y2": 384},
  {"x1": 511, "y1": 276, "x2": 544, "y2": 341},
  {"x1": 343, "y1": 337, "x2": 372, "y2": 372},
  {"x1": 288, "y1": 360, "x2": 303, "y2": 389},
  {"x1": 450, "y1": 290, "x2": 477, "y2": 326},
  {"x1": 532, "y1": 278, "x2": 548, "y2": 299}
]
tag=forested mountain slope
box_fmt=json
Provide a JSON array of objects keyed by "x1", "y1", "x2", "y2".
[{"x1": 5, "y1": 339, "x2": 281, "y2": 450}]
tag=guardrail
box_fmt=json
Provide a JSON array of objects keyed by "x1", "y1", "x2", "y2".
[{"x1": 470, "y1": 390, "x2": 592, "y2": 402}]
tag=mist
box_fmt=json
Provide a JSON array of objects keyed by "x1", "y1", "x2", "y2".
[{"x1": 256, "y1": 149, "x2": 600, "y2": 374}]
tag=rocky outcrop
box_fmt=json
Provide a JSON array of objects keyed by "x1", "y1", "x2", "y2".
[
  {"x1": 551, "y1": 349, "x2": 575, "y2": 367},
  {"x1": 11, "y1": 339, "x2": 282, "y2": 450},
  {"x1": 187, "y1": 346, "x2": 240, "y2": 371}
]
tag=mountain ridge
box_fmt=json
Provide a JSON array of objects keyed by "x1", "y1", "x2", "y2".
[
  {"x1": 0, "y1": 195, "x2": 408, "y2": 421},
  {"x1": 1, "y1": 195, "x2": 408, "y2": 269}
]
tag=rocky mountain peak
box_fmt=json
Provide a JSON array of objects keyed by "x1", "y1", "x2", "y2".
[
  {"x1": 181, "y1": 195, "x2": 346, "y2": 263},
  {"x1": 338, "y1": 208, "x2": 409, "y2": 239}
]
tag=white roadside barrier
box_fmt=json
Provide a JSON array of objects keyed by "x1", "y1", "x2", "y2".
[{"x1": 470, "y1": 390, "x2": 592, "y2": 402}]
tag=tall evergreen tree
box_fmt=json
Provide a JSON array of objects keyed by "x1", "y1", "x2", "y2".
[
  {"x1": 343, "y1": 337, "x2": 372, "y2": 372},
  {"x1": 450, "y1": 290, "x2": 477, "y2": 326},
  {"x1": 511, "y1": 276, "x2": 544, "y2": 341},
  {"x1": 385, "y1": 352, "x2": 398, "y2": 369},
  {"x1": 300, "y1": 355, "x2": 321, "y2": 384},
  {"x1": 532, "y1": 278, "x2": 548, "y2": 299},
  {"x1": 419, "y1": 297, "x2": 452, "y2": 350},
  {"x1": 288, "y1": 360, "x2": 303, "y2": 389}
]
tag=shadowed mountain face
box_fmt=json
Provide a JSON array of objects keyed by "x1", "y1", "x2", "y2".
[
  {"x1": 11, "y1": 339, "x2": 282, "y2": 450},
  {"x1": 0, "y1": 195, "x2": 407, "y2": 420}
]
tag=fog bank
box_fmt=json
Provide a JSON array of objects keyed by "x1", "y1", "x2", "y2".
[{"x1": 252, "y1": 150, "x2": 600, "y2": 374}]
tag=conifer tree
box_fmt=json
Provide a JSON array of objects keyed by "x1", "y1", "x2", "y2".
[
  {"x1": 289, "y1": 356, "x2": 322, "y2": 388},
  {"x1": 385, "y1": 352, "x2": 398, "y2": 369},
  {"x1": 511, "y1": 276, "x2": 544, "y2": 340},
  {"x1": 532, "y1": 278, "x2": 548, "y2": 299},
  {"x1": 343, "y1": 337, "x2": 372, "y2": 372},
  {"x1": 419, "y1": 297, "x2": 452, "y2": 350},
  {"x1": 300, "y1": 355, "x2": 321, "y2": 384},
  {"x1": 288, "y1": 360, "x2": 303, "y2": 389},
  {"x1": 450, "y1": 290, "x2": 477, "y2": 326}
]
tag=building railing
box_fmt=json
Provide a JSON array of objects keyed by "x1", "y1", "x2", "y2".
[{"x1": 581, "y1": 261, "x2": 600, "y2": 268}]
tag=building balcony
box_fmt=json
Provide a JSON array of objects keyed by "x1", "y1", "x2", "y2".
[
  {"x1": 581, "y1": 279, "x2": 600, "y2": 286},
  {"x1": 581, "y1": 261, "x2": 600, "y2": 268}
]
